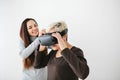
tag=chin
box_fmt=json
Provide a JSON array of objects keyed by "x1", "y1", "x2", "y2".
[
  {"x1": 51, "y1": 44, "x2": 59, "y2": 50},
  {"x1": 51, "y1": 48, "x2": 57, "y2": 50},
  {"x1": 33, "y1": 32, "x2": 39, "y2": 36},
  {"x1": 33, "y1": 33, "x2": 38, "y2": 37}
]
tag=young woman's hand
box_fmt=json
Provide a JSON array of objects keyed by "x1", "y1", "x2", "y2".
[
  {"x1": 39, "y1": 29, "x2": 47, "y2": 51},
  {"x1": 39, "y1": 29, "x2": 46, "y2": 36}
]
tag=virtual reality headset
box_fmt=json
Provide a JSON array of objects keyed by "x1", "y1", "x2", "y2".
[{"x1": 39, "y1": 28, "x2": 68, "y2": 46}]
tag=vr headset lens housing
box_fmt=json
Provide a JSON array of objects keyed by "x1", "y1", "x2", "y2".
[{"x1": 39, "y1": 29, "x2": 68, "y2": 46}]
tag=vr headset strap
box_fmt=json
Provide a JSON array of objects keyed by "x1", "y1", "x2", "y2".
[{"x1": 59, "y1": 28, "x2": 68, "y2": 36}]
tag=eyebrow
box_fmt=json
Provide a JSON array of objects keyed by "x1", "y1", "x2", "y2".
[{"x1": 27, "y1": 25, "x2": 32, "y2": 28}]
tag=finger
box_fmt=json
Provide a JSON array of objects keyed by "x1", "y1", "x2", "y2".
[
  {"x1": 52, "y1": 32, "x2": 61, "y2": 39},
  {"x1": 39, "y1": 29, "x2": 46, "y2": 36},
  {"x1": 51, "y1": 32, "x2": 56, "y2": 37}
]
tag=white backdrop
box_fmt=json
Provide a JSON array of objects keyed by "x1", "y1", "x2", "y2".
[{"x1": 0, "y1": 0, "x2": 120, "y2": 80}]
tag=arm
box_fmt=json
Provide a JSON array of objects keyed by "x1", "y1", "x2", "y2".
[
  {"x1": 34, "y1": 50, "x2": 54, "y2": 69},
  {"x1": 19, "y1": 37, "x2": 40, "y2": 59},
  {"x1": 52, "y1": 33, "x2": 89, "y2": 79},
  {"x1": 34, "y1": 50, "x2": 48, "y2": 68},
  {"x1": 61, "y1": 47, "x2": 89, "y2": 79}
]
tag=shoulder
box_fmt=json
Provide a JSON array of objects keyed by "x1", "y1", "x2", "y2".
[
  {"x1": 71, "y1": 46, "x2": 83, "y2": 53},
  {"x1": 71, "y1": 46, "x2": 84, "y2": 57},
  {"x1": 19, "y1": 37, "x2": 24, "y2": 44},
  {"x1": 19, "y1": 38, "x2": 25, "y2": 49}
]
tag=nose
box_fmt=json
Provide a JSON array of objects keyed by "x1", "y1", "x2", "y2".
[{"x1": 33, "y1": 26, "x2": 37, "y2": 30}]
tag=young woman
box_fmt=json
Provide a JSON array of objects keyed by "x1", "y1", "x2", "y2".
[
  {"x1": 19, "y1": 18, "x2": 47, "y2": 80},
  {"x1": 34, "y1": 21, "x2": 89, "y2": 80}
]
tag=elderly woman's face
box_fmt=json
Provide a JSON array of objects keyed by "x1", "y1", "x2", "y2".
[{"x1": 48, "y1": 28, "x2": 60, "y2": 50}]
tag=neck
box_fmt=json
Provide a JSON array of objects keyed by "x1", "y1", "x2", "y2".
[
  {"x1": 30, "y1": 36, "x2": 37, "y2": 41},
  {"x1": 55, "y1": 49, "x2": 62, "y2": 58}
]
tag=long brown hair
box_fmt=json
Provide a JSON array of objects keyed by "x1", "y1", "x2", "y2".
[{"x1": 20, "y1": 18, "x2": 38, "y2": 69}]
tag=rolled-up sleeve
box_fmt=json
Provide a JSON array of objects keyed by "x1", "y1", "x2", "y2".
[{"x1": 19, "y1": 38, "x2": 40, "y2": 59}]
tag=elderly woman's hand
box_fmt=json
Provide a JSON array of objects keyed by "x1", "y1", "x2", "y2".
[{"x1": 52, "y1": 32, "x2": 67, "y2": 50}]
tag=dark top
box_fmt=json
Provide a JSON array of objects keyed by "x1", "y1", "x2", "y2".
[{"x1": 34, "y1": 46, "x2": 89, "y2": 80}]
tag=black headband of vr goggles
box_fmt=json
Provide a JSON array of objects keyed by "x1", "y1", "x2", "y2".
[
  {"x1": 45, "y1": 28, "x2": 68, "y2": 36},
  {"x1": 39, "y1": 28, "x2": 68, "y2": 46}
]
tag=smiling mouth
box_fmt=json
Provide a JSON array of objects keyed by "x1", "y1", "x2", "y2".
[{"x1": 32, "y1": 31, "x2": 38, "y2": 34}]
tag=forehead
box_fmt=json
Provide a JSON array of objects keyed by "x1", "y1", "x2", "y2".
[
  {"x1": 48, "y1": 28, "x2": 56, "y2": 33},
  {"x1": 27, "y1": 20, "x2": 36, "y2": 26}
]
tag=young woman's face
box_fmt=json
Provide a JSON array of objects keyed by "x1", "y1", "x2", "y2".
[{"x1": 27, "y1": 20, "x2": 39, "y2": 37}]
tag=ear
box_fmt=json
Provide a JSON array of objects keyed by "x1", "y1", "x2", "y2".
[{"x1": 63, "y1": 34, "x2": 68, "y2": 41}]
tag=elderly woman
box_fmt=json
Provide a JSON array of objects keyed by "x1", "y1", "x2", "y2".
[{"x1": 34, "y1": 21, "x2": 89, "y2": 80}]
